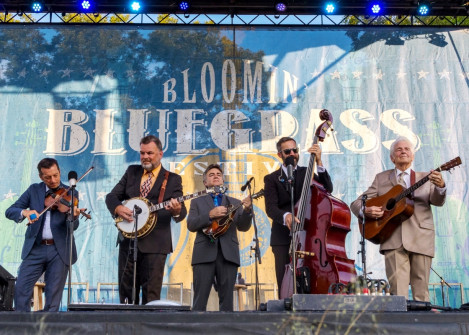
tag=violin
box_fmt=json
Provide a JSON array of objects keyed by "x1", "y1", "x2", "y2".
[{"x1": 44, "y1": 187, "x2": 91, "y2": 220}]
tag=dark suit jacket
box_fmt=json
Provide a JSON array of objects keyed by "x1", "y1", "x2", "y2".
[
  {"x1": 5, "y1": 182, "x2": 79, "y2": 265},
  {"x1": 105, "y1": 165, "x2": 187, "y2": 254},
  {"x1": 187, "y1": 194, "x2": 252, "y2": 266},
  {"x1": 264, "y1": 166, "x2": 333, "y2": 246}
]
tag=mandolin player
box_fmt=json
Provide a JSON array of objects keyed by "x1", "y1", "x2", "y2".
[
  {"x1": 350, "y1": 136, "x2": 446, "y2": 302},
  {"x1": 187, "y1": 163, "x2": 252, "y2": 311}
]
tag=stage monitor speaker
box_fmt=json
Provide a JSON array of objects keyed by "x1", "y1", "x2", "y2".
[{"x1": 0, "y1": 265, "x2": 16, "y2": 311}]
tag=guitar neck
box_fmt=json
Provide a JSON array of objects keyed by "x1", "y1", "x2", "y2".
[
  {"x1": 149, "y1": 190, "x2": 208, "y2": 212},
  {"x1": 396, "y1": 167, "x2": 441, "y2": 201}
]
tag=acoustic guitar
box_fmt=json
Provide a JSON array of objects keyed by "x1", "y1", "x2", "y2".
[
  {"x1": 361, "y1": 156, "x2": 461, "y2": 244},
  {"x1": 203, "y1": 189, "x2": 264, "y2": 240}
]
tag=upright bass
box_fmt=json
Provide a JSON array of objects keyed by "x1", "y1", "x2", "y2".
[{"x1": 280, "y1": 109, "x2": 357, "y2": 298}]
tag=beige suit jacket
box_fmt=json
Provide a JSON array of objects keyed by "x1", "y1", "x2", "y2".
[{"x1": 350, "y1": 169, "x2": 446, "y2": 257}]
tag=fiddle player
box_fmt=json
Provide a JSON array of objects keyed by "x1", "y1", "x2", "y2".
[
  {"x1": 5, "y1": 158, "x2": 84, "y2": 312},
  {"x1": 105, "y1": 135, "x2": 186, "y2": 304},
  {"x1": 187, "y1": 164, "x2": 252, "y2": 311},
  {"x1": 264, "y1": 137, "x2": 333, "y2": 297},
  {"x1": 350, "y1": 136, "x2": 446, "y2": 301}
]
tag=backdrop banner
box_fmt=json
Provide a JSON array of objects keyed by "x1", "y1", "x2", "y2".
[{"x1": 0, "y1": 25, "x2": 468, "y2": 307}]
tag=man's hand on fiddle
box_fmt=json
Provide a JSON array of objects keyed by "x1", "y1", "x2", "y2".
[{"x1": 23, "y1": 209, "x2": 39, "y2": 225}]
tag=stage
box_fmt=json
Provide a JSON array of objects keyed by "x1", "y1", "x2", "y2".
[{"x1": 1, "y1": 306, "x2": 468, "y2": 334}]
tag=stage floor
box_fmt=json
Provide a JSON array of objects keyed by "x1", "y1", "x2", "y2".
[{"x1": 1, "y1": 308, "x2": 469, "y2": 335}]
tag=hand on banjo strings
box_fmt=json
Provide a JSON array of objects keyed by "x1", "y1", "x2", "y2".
[{"x1": 115, "y1": 204, "x2": 134, "y2": 222}]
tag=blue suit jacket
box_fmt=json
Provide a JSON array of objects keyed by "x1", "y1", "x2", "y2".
[{"x1": 5, "y1": 182, "x2": 79, "y2": 265}]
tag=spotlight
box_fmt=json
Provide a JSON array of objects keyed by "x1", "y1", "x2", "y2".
[
  {"x1": 324, "y1": 2, "x2": 336, "y2": 14},
  {"x1": 130, "y1": 1, "x2": 141, "y2": 12},
  {"x1": 370, "y1": 3, "x2": 382, "y2": 15},
  {"x1": 417, "y1": 1, "x2": 431, "y2": 15},
  {"x1": 275, "y1": 2, "x2": 287, "y2": 12},
  {"x1": 81, "y1": 0, "x2": 90, "y2": 10},
  {"x1": 179, "y1": 1, "x2": 190, "y2": 11},
  {"x1": 31, "y1": 2, "x2": 43, "y2": 12}
]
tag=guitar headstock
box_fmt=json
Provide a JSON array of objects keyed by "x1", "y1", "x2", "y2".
[
  {"x1": 439, "y1": 156, "x2": 462, "y2": 172},
  {"x1": 315, "y1": 109, "x2": 334, "y2": 142}
]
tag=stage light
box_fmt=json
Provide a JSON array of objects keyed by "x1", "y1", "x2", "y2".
[
  {"x1": 275, "y1": 2, "x2": 287, "y2": 12},
  {"x1": 81, "y1": 0, "x2": 92, "y2": 11},
  {"x1": 370, "y1": 4, "x2": 381, "y2": 15},
  {"x1": 179, "y1": 1, "x2": 190, "y2": 11},
  {"x1": 130, "y1": 1, "x2": 141, "y2": 12},
  {"x1": 31, "y1": 2, "x2": 42, "y2": 12},
  {"x1": 324, "y1": 2, "x2": 336, "y2": 14},
  {"x1": 417, "y1": 1, "x2": 431, "y2": 15}
]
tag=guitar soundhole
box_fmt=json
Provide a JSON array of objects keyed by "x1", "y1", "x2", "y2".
[{"x1": 386, "y1": 198, "x2": 396, "y2": 211}]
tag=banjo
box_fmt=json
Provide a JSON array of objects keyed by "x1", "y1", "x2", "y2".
[{"x1": 115, "y1": 186, "x2": 227, "y2": 239}]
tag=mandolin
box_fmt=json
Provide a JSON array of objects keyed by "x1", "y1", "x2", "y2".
[
  {"x1": 203, "y1": 189, "x2": 264, "y2": 240},
  {"x1": 361, "y1": 156, "x2": 461, "y2": 244}
]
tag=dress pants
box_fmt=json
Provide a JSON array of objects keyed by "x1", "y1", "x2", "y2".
[
  {"x1": 15, "y1": 243, "x2": 68, "y2": 312},
  {"x1": 272, "y1": 244, "x2": 290, "y2": 299},
  {"x1": 384, "y1": 245, "x2": 432, "y2": 301},
  {"x1": 118, "y1": 239, "x2": 167, "y2": 305}
]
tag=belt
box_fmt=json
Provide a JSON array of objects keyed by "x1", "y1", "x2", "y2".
[{"x1": 41, "y1": 239, "x2": 54, "y2": 245}]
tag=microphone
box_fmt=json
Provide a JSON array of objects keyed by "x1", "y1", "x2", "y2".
[
  {"x1": 68, "y1": 171, "x2": 78, "y2": 188},
  {"x1": 241, "y1": 177, "x2": 254, "y2": 192},
  {"x1": 285, "y1": 156, "x2": 295, "y2": 182},
  {"x1": 134, "y1": 205, "x2": 142, "y2": 215},
  {"x1": 362, "y1": 194, "x2": 367, "y2": 201}
]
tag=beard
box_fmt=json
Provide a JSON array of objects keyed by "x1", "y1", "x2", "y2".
[{"x1": 141, "y1": 161, "x2": 154, "y2": 171}]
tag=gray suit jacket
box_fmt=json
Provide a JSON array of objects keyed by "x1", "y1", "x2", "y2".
[
  {"x1": 350, "y1": 169, "x2": 446, "y2": 257},
  {"x1": 187, "y1": 194, "x2": 252, "y2": 266}
]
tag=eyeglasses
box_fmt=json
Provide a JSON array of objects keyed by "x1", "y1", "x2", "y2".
[{"x1": 281, "y1": 148, "x2": 298, "y2": 155}]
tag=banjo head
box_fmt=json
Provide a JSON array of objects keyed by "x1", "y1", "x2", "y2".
[{"x1": 117, "y1": 198, "x2": 151, "y2": 234}]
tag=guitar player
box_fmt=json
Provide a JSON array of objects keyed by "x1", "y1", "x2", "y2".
[
  {"x1": 187, "y1": 164, "x2": 252, "y2": 311},
  {"x1": 350, "y1": 136, "x2": 446, "y2": 302}
]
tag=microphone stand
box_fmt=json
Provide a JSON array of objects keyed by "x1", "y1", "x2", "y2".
[
  {"x1": 287, "y1": 172, "x2": 297, "y2": 295},
  {"x1": 247, "y1": 183, "x2": 262, "y2": 310},
  {"x1": 431, "y1": 267, "x2": 452, "y2": 307},
  {"x1": 358, "y1": 194, "x2": 369, "y2": 283},
  {"x1": 66, "y1": 185, "x2": 76, "y2": 310},
  {"x1": 131, "y1": 205, "x2": 142, "y2": 305}
]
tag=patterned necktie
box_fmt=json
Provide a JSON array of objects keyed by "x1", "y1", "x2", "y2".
[
  {"x1": 140, "y1": 172, "x2": 153, "y2": 198},
  {"x1": 398, "y1": 172, "x2": 407, "y2": 188}
]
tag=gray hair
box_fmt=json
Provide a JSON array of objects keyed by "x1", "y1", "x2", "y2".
[{"x1": 390, "y1": 136, "x2": 414, "y2": 158}]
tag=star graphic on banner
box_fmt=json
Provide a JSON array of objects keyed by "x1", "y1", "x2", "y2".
[
  {"x1": 18, "y1": 68, "x2": 27, "y2": 78},
  {"x1": 96, "y1": 191, "x2": 107, "y2": 201},
  {"x1": 373, "y1": 69, "x2": 384, "y2": 80},
  {"x1": 59, "y1": 68, "x2": 73, "y2": 78},
  {"x1": 83, "y1": 68, "x2": 96, "y2": 78},
  {"x1": 334, "y1": 192, "x2": 345, "y2": 200},
  {"x1": 459, "y1": 72, "x2": 469, "y2": 79},
  {"x1": 4, "y1": 189, "x2": 16, "y2": 200},
  {"x1": 352, "y1": 71, "x2": 363, "y2": 79},
  {"x1": 311, "y1": 69, "x2": 320, "y2": 78},
  {"x1": 417, "y1": 70, "x2": 429, "y2": 79},
  {"x1": 396, "y1": 71, "x2": 407, "y2": 79},
  {"x1": 126, "y1": 69, "x2": 136, "y2": 78},
  {"x1": 40, "y1": 69, "x2": 51, "y2": 78},
  {"x1": 330, "y1": 70, "x2": 341, "y2": 79},
  {"x1": 79, "y1": 192, "x2": 86, "y2": 201},
  {"x1": 438, "y1": 70, "x2": 451, "y2": 80},
  {"x1": 105, "y1": 69, "x2": 115, "y2": 79}
]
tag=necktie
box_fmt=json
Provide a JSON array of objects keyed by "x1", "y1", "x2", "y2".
[
  {"x1": 140, "y1": 172, "x2": 153, "y2": 198},
  {"x1": 397, "y1": 172, "x2": 407, "y2": 188}
]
